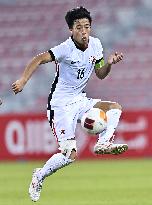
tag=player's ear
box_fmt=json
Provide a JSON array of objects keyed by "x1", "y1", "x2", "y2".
[{"x1": 69, "y1": 29, "x2": 73, "y2": 34}]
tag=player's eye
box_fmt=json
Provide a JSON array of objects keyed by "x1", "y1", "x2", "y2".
[
  {"x1": 85, "y1": 25, "x2": 90, "y2": 29},
  {"x1": 76, "y1": 26, "x2": 81, "y2": 30},
  {"x1": 76, "y1": 25, "x2": 90, "y2": 31}
]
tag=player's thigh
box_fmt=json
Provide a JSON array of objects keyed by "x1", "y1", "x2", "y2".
[
  {"x1": 49, "y1": 106, "x2": 79, "y2": 141},
  {"x1": 78, "y1": 98, "x2": 100, "y2": 120},
  {"x1": 93, "y1": 101, "x2": 122, "y2": 112},
  {"x1": 78, "y1": 98, "x2": 122, "y2": 120}
]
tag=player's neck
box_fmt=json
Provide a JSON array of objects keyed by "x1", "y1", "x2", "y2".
[{"x1": 71, "y1": 36, "x2": 88, "y2": 51}]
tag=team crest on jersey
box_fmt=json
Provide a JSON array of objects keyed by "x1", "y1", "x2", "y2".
[{"x1": 89, "y1": 56, "x2": 96, "y2": 64}]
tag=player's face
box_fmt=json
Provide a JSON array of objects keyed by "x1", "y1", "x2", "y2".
[{"x1": 70, "y1": 18, "x2": 91, "y2": 49}]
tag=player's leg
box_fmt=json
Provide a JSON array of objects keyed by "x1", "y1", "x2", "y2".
[
  {"x1": 36, "y1": 139, "x2": 77, "y2": 179},
  {"x1": 29, "y1": 105, "x2": 78, "y2": 202},
  {"x1": 93, "y1": 101, "x2": 128, "y2": 154},
  {"x1": 29, "y1": 142, "x2": 76, "y2": 202}
]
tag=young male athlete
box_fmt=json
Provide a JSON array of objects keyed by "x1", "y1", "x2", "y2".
[{"x1": 12, "y1": 7, "x2": 128, "y2": 202}]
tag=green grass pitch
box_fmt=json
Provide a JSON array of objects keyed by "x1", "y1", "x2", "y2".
[{"x1": 0, "y1": 159, "x2": 152, "y2": 205}]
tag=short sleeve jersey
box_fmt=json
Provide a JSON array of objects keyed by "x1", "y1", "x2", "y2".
[{"x1": 49, "y1": 36, "x2": 103, "y2": 106}]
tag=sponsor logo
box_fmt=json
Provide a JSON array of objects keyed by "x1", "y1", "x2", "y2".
[{"x1": 71, "y1": 61, "x2": 79, "y2": 64}]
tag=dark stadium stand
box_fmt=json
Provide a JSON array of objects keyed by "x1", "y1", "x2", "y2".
[{"x1": 0, "y1": 0, "x2": 151, "y2": 112}]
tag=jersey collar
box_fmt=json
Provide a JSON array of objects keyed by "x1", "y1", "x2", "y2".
[{"x1": 71, "y1": 36, "x2": 89, "y2": 52}]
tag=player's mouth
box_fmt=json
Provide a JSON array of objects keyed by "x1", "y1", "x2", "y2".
[{"x1": 82, "y1": 36, "x2": 87, "y2": 42}]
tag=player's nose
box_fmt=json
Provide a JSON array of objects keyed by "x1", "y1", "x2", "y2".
[{"x1": 81, "y1": 27, "x2": 86, "y2": 34}]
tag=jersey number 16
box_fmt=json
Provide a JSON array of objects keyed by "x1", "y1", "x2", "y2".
[{"x1": 77, "y1": 68, "x2": 85, "y2": 79}]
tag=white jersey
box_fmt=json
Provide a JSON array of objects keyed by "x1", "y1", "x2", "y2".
[{"x1": 50, "y1": 36, "x2": 103, "y2": 107}]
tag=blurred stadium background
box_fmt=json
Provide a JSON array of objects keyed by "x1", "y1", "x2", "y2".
[
  {"x1": 1, "y1": 0, "x2": 152, "y2": 112},
  {"x1": 0, "y1": 0, "x2": 152, "y2": 204}
]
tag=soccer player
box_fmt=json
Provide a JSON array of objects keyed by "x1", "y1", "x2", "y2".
[{"x1": 12, "y1": 7, "x2": 128, "y2": 202}]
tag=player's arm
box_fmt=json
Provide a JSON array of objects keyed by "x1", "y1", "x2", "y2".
[
  {"x1": 95, "y1": 52, "x2": 123, "y2": 80},
  {"x1": 12, "y1": 51, "x2": 54, "y2": 94}
]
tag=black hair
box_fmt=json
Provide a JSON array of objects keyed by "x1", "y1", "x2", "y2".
[{"x1": 65, "y1": 6, "x2": 92, "y2": 29}]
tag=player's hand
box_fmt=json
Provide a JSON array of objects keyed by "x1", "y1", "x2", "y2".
[
  {"x1": 12, "y1": 79, "x2": 25, "y2": 94},
  {"x1": 107, "y1": 52, "x2": 123, "y2": 65}
]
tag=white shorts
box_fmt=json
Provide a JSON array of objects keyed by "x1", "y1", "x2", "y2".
[{"x1": 47, "y1": 94, "x2": 100, "y2": 142}]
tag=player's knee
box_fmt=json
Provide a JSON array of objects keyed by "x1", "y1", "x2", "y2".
[
  {"x1": 69, "y1": 149, "x2": 77, "y2": 160},
  {"x1": 58, "y1": 139, "x2": 77, "y2": 161},
  {"x1": 110, "y1": 102, "x2": 122, "y2": 111}
]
